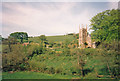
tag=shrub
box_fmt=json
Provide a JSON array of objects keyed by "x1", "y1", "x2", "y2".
[
  {"x1": 2, "y1": 45, "x2": 27, "y2": 71},
  {"x1": 49, "y1": 67, "x2": 55, "y2": 74},
  {"x1": 63, "y1": 48, "x2": 70, "y2": 56},
  {"x1": 55, "y1": 67, "x2": 62, "y2": 74},
  {"x1": 98, "y1": 40, "x2": 119, "y2": 51}
]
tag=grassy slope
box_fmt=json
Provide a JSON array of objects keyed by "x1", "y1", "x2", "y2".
[
  {"x1": 2, "y1": 49, "x2": 113, "y2": 79},
  {"x1": 2, "y1": 72, "x2": 80, "y2": 79},
  {"x1": 2, "y1": 49, "x2": 115, "y2": 79},
  {"x1": 2, "y1": 35, "x2": 116, "y2": 79},
  {"x1": 28, "y1": 35, "x2": 75, "y2": 43},
  {"x1": 29, "y1": 48, "x2": 115, "y2": 79}
]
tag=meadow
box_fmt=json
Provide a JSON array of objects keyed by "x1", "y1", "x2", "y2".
[
  {"x1": 28, "y1": 35, "x2": 76, "y2": 43},
  {"x1": 2, "y1": 34, "x2": 119, "y2": 79},
  {"x1": 1, "y1": 32, "x2": 119, "y2": 80}
]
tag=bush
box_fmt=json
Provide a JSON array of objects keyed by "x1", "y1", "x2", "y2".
[
  {"x1": 67, "y1": 33, "x2": 74, "y2": 35},
  {"x1": 2, "y1": 45, "x2": 27, "y2": 71},
  {"x1": 55, "y1": 67, "x2": 62, "y2": 74},
  {"x1": 49, "y1": 67, "x2": 55, "y2": 74},
  {"x1": 98, "y1": 40, "x2": 119, "y2": 51}
]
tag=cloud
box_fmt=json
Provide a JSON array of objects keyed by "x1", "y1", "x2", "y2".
[
  {"x1": 108, "y1": 2, "x2": 118, "y2": 9},
  {"x1": 2, "y1": 0, "x2": 120, "y2": 2},
  {"x1": 2, "y1": 2, "x2": 114, "y2": 37}
]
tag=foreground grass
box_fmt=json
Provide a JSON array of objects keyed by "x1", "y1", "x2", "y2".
[
  {"x1": 28, "y1": 48, "x2": 116, "y2": 79},
  {"x1": 2, "y1": 71, "x2": 80, "y2": 79},
  {"x1": 2, "y1": 48, "x2": 118, "y2": 79},
  {"x1": 0, "y1": 72, "x2": 2, "y2": 80}
]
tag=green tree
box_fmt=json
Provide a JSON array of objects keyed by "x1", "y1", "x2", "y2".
[
  {"x1": 39, "y1": 35, "x2": 47, "y2": 42},
  {"x1": 2, "y1": 37, "x2": 17, "y2": 52},
  {"x1": 90, "y1": 9, "x2": 119, "y2": 43},
  {"x1": 0, "y1": 35, "x2": 2, "y2": 44},
  {"x1": 10, "y1": 32, "x2": 28, "y2": 43},
  {"x1": 8, "y1": 36, "x2": 17, "y2": 52}
]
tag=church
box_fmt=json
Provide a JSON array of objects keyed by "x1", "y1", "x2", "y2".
[{"x1": 78, "y1": 24, "x2": 96, "y2": 48}]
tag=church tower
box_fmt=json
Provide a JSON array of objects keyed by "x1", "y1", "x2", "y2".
[{"x1": 79, "y1": 24, "x2": 87, "y2": 48}]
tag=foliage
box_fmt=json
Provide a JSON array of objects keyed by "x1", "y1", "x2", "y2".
[
  {"x1": 10, "y1": 32, "x2": 28, "y2": 43},
  {"x1": 2, "y1": 45, "x2": 27, "y2": 71},
  {"x1": 46, "y1": 49, "x2": 55, "y2": 55},
  {"x1": 67, "y1": 33, "x2": 74, "y2": 35},
  {"x1": 2, "y1": 42, "x2": 46, "y2": 72},
  {"x1": 48, "y1": 41, "x2": 55, "y2": 48},
  {"x1": 63, "y1": 48, "x2": 70, "y2": 56},
  {"x1": 63, "y1": 39, "x2": 71, "y2": 55},
  {"x1": 2, "y1": 37, "x2": 17, "y2": 52},
  {"x1": 2, "y1": 44, "x2": 119, "y2": 79},
  {"x1": 39, "y1": 35, "x2": 47, "y2": 42},
  {"x1": 2, "y1": 32, "x2": 119, "y2": 79},
  {"x1": 2, "y1": 37, "x2": 17, "y2": 45},
  {"x1": 0, "y1": 35, "x2": 2, "y2": 44},
  {"x1": 98, "y1": 40, "x2": 119, "y2": 51},
  {"x1": 84, "y1": 42, "x2": 88, "y2": 48},
  {"x1": 73, "y1": 33, "x2": 79, "y2": 39},
  {"x1": 90, "y1": 9, "x2": 119, "y2": 43}
]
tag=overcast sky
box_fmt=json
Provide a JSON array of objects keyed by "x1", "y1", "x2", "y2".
[{"x1": 1, "y1": 0, "x2": 118, "y2": 38}]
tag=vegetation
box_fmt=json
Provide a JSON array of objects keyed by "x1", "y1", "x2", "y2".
[
  {"x1": 90, "y1": 9, "x2": 119, "y2": 43},
  {"x1": 2, "y1": 46, "x2": 119, "y2": 79},
  {"x1": 39, "y1": 35, "x2": 47, "y2": 42},
  {"x1": 2, "y1": 9, "x2": 120, "y2": 79},
  {"x1": 3, "y1": 72, "x2": 80, "y2": 79},
  {"x1": 10, "y1": 32, "x2": 28, "y2": 43},
  {"x1": 29, "y1": 35, "x2": 75, "y2": 43}
]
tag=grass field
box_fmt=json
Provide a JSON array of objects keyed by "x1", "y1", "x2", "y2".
[
  {"x1": 29, "y1": 49, "x2": 112, "y2": 79},
  {"x1": 2, "y1": 48, "x2": 114, "y2": 79},
  {"x1": 2, "y1": 35, "x2": 118, "y2": 79},
  {"x1": 28, "y1": 35, "x2": 75, "y2": 43},
  {"x1": 2, "y1": 72, "x2": 80, "y2": 79},
  {"x1": 2, "y1": 49, "x2": 117, "y2": 79}
]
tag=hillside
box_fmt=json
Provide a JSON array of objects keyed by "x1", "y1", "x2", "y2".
[
  {"x1": 2, "y1": 48, "x2": 117, "y2": 79},
  {"x1": 28, "y1": 35, "x2": 76, "y2": 43}
]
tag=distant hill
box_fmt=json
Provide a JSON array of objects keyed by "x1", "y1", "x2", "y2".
[{"x1": 28, "y1": 35, "x2": 75, "y2": 43}]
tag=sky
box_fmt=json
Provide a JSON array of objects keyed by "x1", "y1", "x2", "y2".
[{"x1": 1, "y1": 0, "x2": 118, "y2": 38}]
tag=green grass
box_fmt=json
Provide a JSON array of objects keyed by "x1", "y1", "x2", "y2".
[
  {"x1": 28, "y1": 35, "x2": 75, "y2": 43},
  {"x1": 2, "y1": 72, "x2": 80, "y2": 79},
  {"x1": 2, "y1": 46, "x2": 116, "y2": 79},
  {"x1": 27, "y1": 48, "x2": 115, "y2": 79},
  {"x1": 0, "y1": 72, "x2": 2, "y2": 81},
  {"x1": 47, "y1": 35, "x2": 75, "y2": 42}
]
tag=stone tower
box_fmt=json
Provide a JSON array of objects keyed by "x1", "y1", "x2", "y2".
[{"x1": 79, "y1": 24, "x2": 88, "y2": 48}]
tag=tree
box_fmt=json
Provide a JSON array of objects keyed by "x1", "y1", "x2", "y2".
[
  {"x1": 10, "y1": 32, "x2": 28, "y2": 43},
  {"x1": 90, "y1": 9, "x2": 119, "y2": 43},
  {"x1": 8, "y1": 36, "x2": 17, "y2": 52},
  {"x1": 2, "y1": 37, "x2": 17, "y2": 52},
  {"x1": 39, "y1": 35, "x2": 47, "y2": 42},
  {"x1": 0, "y1": 35, "x2": 2, "y2": 44}
]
